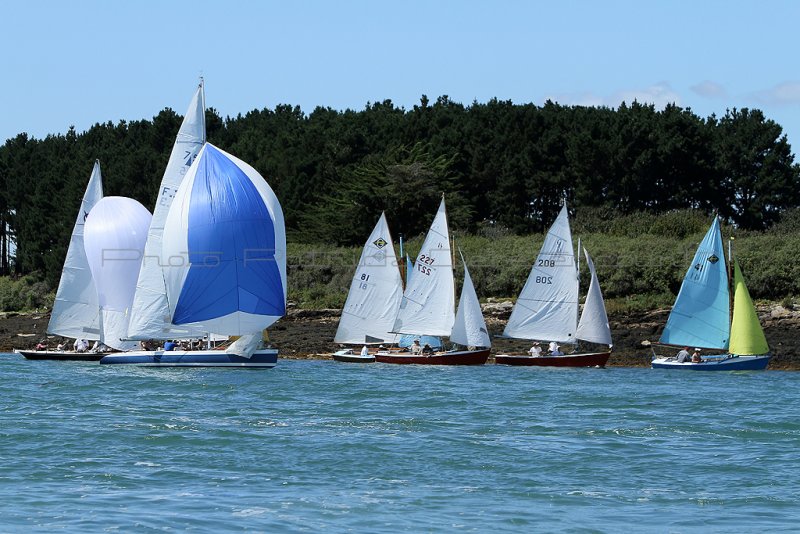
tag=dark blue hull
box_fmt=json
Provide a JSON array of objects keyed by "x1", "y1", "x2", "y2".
[
  {"x1": 99, "y1": 349, "x2": 278, "y2": 368},
  {"x1": 652, "y1": 354, "x2": 770, "y2": 371}
]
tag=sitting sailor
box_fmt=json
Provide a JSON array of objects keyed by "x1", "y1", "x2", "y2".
[{"x1": 528, "y1": 342, "x2": 542, "y2": 357}]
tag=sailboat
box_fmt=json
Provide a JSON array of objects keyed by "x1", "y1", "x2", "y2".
[
  {"x1": 651, "y1": 216, "x2": 770, "y2": 370},
  {"x1": 496, "y1": 204, "x2": 613, "y2": 367},
  {"x1": 331, "y1": 212, "x2": 403, "y2": 363},
  {"x1": 99, "y1": 142, "x2": 286, "y2": 367},
  {"x1": 15, "y1": 161, "x2": 106, "y2": 361},
  {"x1": 375, "y1": 197, "x2": 490, "y2": 365}
]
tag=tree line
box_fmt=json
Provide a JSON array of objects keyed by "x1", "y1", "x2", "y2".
[{"x1": 1, "y1": 96, "x2": 798, "y2": 288}]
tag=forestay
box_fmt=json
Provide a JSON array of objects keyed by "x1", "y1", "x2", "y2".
[
  {"x1": 392, "y1": 197, "x2": 455, "y2": 337},
  {"x1": 127, "y1": 82, "x2": 207, "y2": 340},
  {"x1": 450, "y1": 256, "x2": 490, "y2": 348},
  {"x1": 162, "y1": 143, "x2": 286, "y2": 335},
  {"x1": 47, "y1": 160, "x2": 104, "y2": 340},
  {"x1": 503, "y1": 204, "x2": 578, "y2": 343},
  {"x1": 334, "y1": 213, "x2": 403, "y2": 344},
  {"x1": 575, "y1": 248, "x2": 612, "y2": 346},
  {"x1": 659, "y1": 217, "x2": 730, "y2": 350}
]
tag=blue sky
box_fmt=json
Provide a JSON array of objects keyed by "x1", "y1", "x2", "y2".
[{"x1": 2, "y1": 0, "x2": 799, "y2": 157}]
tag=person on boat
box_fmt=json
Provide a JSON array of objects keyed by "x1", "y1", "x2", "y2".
[
  {"x1": 35, "y1": 340, "x2": 47, "y2": 351},
  {"x1": 411, "y1": 339, "x2": 422, "y2": 355},
  {"x1": 691, "y1": 349, "x2": 703, "y2": 363},
  {"x1": 73, "y1": 338, "x2": 89, "y2": 353},
  {"x1": 528, "y1": 342, "x2": 542, "y2": 357},
  {"x1": 164, "y1": 340, "x2": 177, "y2": 351},
  {"x1": 549, "y1": 342, "x2": 563, "y2": 356},
  {"x1": 56, "y1": 342, "x2": 64, "y2": 352},
  {"x1": 422, "y1": 343, "x2": 434, "y2": 355},
  {"x1": 676, "y1": 347, "x2": 691, "y2": 363},
  {"x1": 90, "y1": 340, "x2": 109, "y2": 353},
  {"x1": 360, "y1": 345, "x2": 369, "y2": 357}
]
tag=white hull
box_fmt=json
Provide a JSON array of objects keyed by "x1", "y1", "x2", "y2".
[{"x1": 99, "y1": 348, "x2": 278, "y2": 367}]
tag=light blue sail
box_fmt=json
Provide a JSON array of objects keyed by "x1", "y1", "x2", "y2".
[{"x1": 659, "y1": 217, "x2": 730, "y2": 349}]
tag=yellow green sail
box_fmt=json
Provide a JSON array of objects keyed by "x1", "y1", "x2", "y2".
[{"x1": 728, "y1": 261, "x2": 769, "y2": 355}]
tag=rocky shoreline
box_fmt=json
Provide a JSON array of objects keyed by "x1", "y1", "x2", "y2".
[{"x1": 3, "y1": 302, "x2": 799, "y2": 370}]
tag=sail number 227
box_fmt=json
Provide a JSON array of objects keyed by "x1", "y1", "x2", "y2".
[{"x1": 417, "y1": 254, "x2": 435, "y2": 276}]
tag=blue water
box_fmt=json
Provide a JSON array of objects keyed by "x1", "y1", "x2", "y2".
[{"x1": 1, "y1": 355, "x2": 799, "y2": 532}]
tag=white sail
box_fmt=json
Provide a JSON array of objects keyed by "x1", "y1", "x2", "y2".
[
  {"x1": 334, "y1": 213, "x2": 403, "y2": 344},
  {"x1": 47, "y1": 160, "x2": 104, "y2": 340},
  {"x1": 503, "y1": 204, "x2": 578, "y2": 343},
  {"x1": 126, "y1": 81, "x2": 207, "y2": 340},
  {"x1": 392, "y1": 197, "x2": 455, "y2": 336},
  {"x1": 83, "y1": 197, "x2": 152, "y2": 350},
  {"x1": 576, "y1": 248, "x2": 612, "y2": 346},
  {"x1": 450, "y1": 255, "x2": 491, "y2": 348}
]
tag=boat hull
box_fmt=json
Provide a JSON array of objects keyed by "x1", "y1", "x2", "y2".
[
  {"x1": 99, "y1": 349, "x2": 278, "y2": 368},
  {"x1": 652, "y1": 354, "x2": 770, "y2": 371},
  {"x1": 375, "y1": 348, "x2": 489, "y2": 365},
  {"x1": 495, "y1": 351, "x2": 611, "y2": 368},
  {"x1": 14, "y1": 349, "x2": 105, "y2": 362}
]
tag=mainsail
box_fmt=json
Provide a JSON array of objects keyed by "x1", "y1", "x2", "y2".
[
  {"x1": 503, "y1": 204, "x2": 578, "y2": 342},
  {"x1": 728, "y1": 260, "x2": 769, "y2": 355},
  {"x1": 659, "y1": 217, "x2": 730, "y2": 350},
  {"x1": 450, "y1": 255, "x2": 490, "y2": 348},
  {"x1": 575, "y1": 248, "x2": 612, "y2": 346},
  {"x1": 127, "y1": 81, "x2": 206, "y2": 340},
  {"x1": 392, "y1": 197, "x2": 455, "y2": 336},
  {"x1": 47, "y1": 160, "x2": 104, "y2": 340},
  {"x1": 334, "y1": 213, "x2": 403, "y2": 344}
]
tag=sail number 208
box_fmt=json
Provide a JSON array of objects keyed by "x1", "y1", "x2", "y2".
[
  {"x1": 417, "y1": 254, "x2": 435, "y2": 276},
  {"x1": 536, "y1": 258, "x2": 554, "y2": 284}
]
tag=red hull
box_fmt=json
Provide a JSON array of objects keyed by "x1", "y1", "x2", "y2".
[
  {"x1": 495, "y1": 351, "x2": 611, "y2": 368},
  {"x1": 375, "y1": 349, "x2": 490, "y2": 365}
]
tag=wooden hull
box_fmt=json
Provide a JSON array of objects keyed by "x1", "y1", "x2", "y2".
[
  {"x1": 652, "y1": 354, "x2": 770, "y2": 371},
  {"x1": 99, "y1": 349, "x2": 278, "y2": 368},
  {"x1": 495, "y1": 351, "x2": 611, "y2": 368},
  {"x1": 375, "y1": 348, "x2": 489, "y2": 365},
  {"x1": 14, "y1": 349, "x2": 105, "y2": 362}
]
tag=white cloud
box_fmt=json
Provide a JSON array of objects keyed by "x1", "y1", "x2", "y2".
[
  {"x1": 545, "y1": 82, "x2": 681, "y2": 109},
  {"x1": 752, "y1": 81, "x2": 800, "y2": 106},
  {"x1": 690, "y1": 80, "x2": 727, "y2": 99}
]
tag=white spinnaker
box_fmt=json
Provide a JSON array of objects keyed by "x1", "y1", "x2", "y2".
[
  {"x1": 83, "y1": 197, "x2": 152, "y2": 351},
  {"x1": 391, "y1": 197, "x2": 455, "y2": 336},
  {"x1": 503, "y1": 204, "x2": 578, "y2": 343},
  {"x1": 126, "y1": 81, "x2": 206, "y2": 340},
  {"x1": 47, "y1": 160, "x2": 104, "y2": 340},
  {"x1": 575, "y1": 248, "x2": 612, "y2": 346},
  {"x1": 450, "y1": 256, "x2": 490, "y2": 348},
  {"x1": 334, "y1": 213, "x2": 403, "y2": 344}
]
